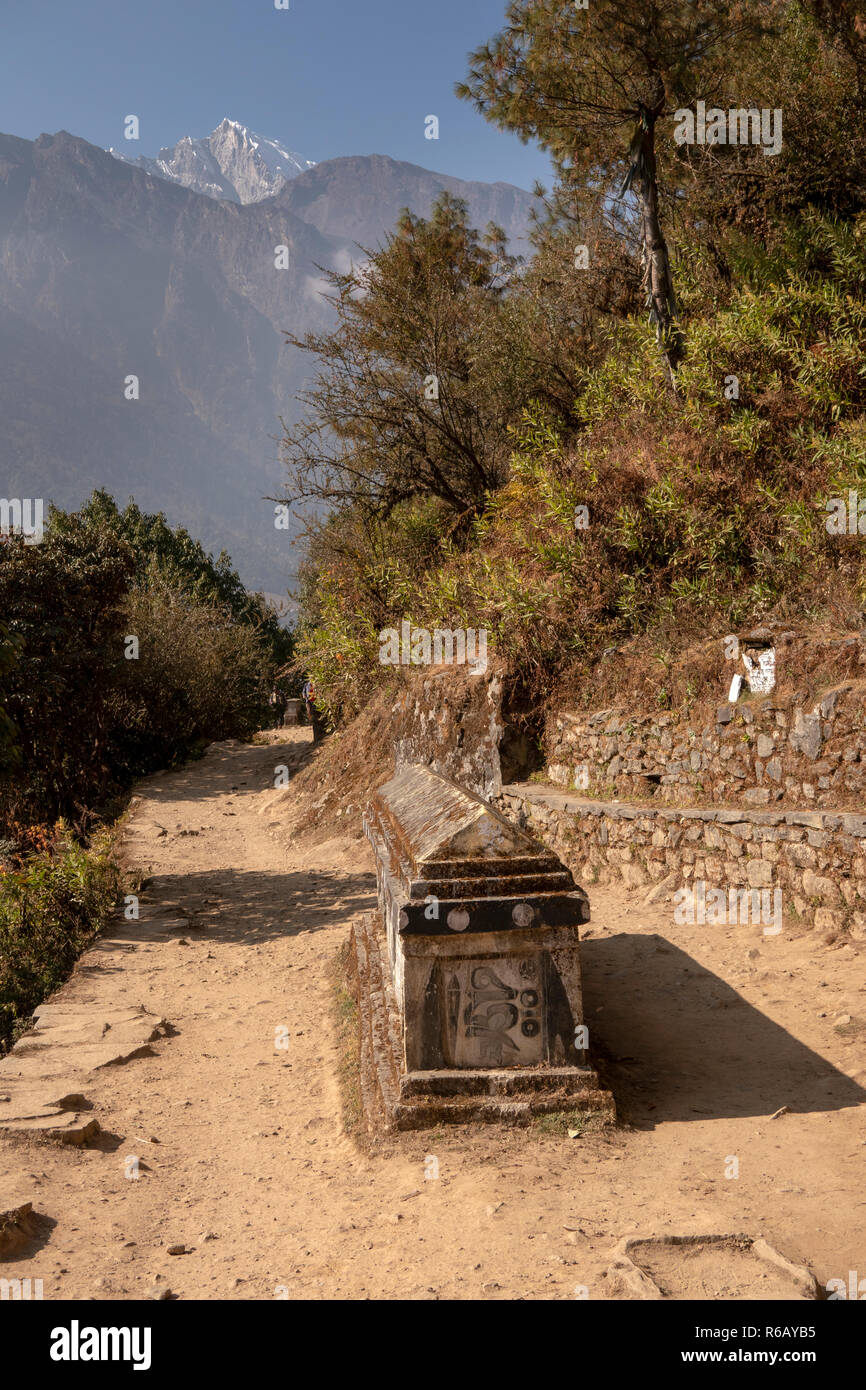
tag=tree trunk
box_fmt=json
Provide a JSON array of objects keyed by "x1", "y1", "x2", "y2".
[{"x1": 631, "y1": 110, "x2": 685, "y2": 389}]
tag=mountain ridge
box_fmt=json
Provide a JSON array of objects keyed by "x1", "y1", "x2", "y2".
[{"x1": 0, "y1": 128, "x2": 537, "y2": 592}]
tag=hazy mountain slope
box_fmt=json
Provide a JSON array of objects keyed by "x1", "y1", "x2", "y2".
[
  {"x1": 276, "y1": 152, "x2": 535, "y2": 256},
  {"x1": 0, "y1": 129, "x2": 536, "y2": 592},
  {"x1": 0, "y1": 131, "x2": 341, "y2": 588}
]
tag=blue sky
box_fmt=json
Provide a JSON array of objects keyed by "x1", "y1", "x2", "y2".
[{"x1": 2, "y1": 0, "x2": 554, "y2": 192}]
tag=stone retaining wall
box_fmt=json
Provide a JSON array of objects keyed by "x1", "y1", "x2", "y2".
[
  {"x1": 499, "y1": 786, "x2": 866, "y2": 938},
  {"x1": 547, "y1": 681, "x2": 866, "y2": 811}
]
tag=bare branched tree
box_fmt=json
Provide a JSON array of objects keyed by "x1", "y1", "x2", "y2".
[{"x1": 278, "y1": 194, "x2": 524, "y2": 520}]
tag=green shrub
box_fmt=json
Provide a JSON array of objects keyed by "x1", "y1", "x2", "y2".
[
  {"x1": 0, "y1": 501, "x2": 278, "y2": 829},
  {"x1": 0, "y1": 834, "x2": 120, "y2": 1052},
  {"x1": 107, "y1": 565, "x2": 273, "y2": 777}
]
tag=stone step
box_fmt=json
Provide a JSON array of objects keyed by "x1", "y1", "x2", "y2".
[
  {"x1": 392, "y1": 1088, "x2": 615, "y2": 1130},
  {"x1": 0, "y1": 1004, "x2": 169, "y2": 1144},
  {"x1": 400, "y1": 1066, "x2": 607, "y2": 1100}
]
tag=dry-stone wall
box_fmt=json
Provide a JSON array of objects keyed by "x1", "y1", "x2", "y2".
[
  {"x1": 498, "y1": 788, "x2": 866, "y2": 938},
  {"x1": 547, "y1": 682, "x2": 866, "y2": 811}
]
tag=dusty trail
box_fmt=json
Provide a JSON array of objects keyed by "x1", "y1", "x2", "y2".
[{"x1": 1, "y1": 728, "x2": 864, "y2": 1300}]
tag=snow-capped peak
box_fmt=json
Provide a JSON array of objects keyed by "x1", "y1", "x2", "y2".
[{"x1": 109, "y1": 119, "x2": 315, "y2": 204}]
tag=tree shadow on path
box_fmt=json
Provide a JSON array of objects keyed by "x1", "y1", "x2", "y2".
[{"x1": 105, "y1": 867, "x2": 378, "y2": 947}]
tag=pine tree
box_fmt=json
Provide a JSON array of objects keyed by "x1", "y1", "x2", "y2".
[{"x1": 457, "y1": 0, "x2": 773, "y2": 386}]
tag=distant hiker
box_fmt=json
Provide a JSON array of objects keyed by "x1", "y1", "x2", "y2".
[
  {"x1": 268, "y1": 688, "x2": 281, "y2": 730},
  {"x1": 302, "y1": 677, "x2": 325, "y2": 744},
  {"x1": 275, "y1": 688, "x2": 287, "y2": 728}
]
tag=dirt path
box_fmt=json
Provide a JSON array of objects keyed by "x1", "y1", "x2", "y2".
[{"x1": 1, "y1": 729, "x2": 864, "y2": 1300}]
